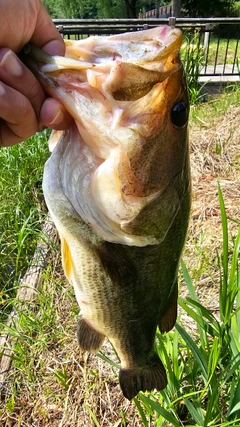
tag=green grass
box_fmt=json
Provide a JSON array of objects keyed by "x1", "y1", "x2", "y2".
[
  {"x1": 190, "y1": 82, "x2": 240, "y2": 122},
  {"x1": 206, "y1": 37, "x2": 240, "y2": 66},
  {"x1": 180, "y1": 33, "x2": 205, "y2": 105},
  {"x1": 0, "y1": 131, "x2": 49, "y2": 320},
  {"x1": 181, "y1": 32, "x2": 239, "y2": 67},
  {"x1": 154, "y1": 186, "x2": 240, "y2": 426},
  {"x1": 181, "y1": 31, "x2": 240, "y2": 104}
]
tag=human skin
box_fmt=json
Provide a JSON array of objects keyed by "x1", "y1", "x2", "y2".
[{"x1": 0, "y1": 0, "x2": 72, "y2": 146}]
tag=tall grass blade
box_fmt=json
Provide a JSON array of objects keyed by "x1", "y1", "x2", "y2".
[
  {"x1": 97, "y1": 351, "x2": 120, "y2": 369},
  {"x1": 224, "y1": 354, "x2": 240, "y2": 382},
  {"x1": 218, "y1": 183, "x2": 229, "y2": 321},
  {"x1": 183, "y1": 398, "x2": 204, "y2": 425},
  {"x1": 175, "y1": 323, "x2": 208, "y2": 381},
  {"x1": 179, "y1": 297, "x2": 220, "y2": 336},
  {"x1": 204, "y1": 384, "x2": 220, "y2": 426},
  {"x1": 227, "y1": 381, "x2": 240, "y2": 419},
  {"x1": 181, "y1": 260, "x2": 210, "y2": 348},
  {"x1": 133, "y1": 398, "x2": 149, "y2": 427},
  {"x1": 181, "y1": 259, "x2": 199, "y2": 302},
  {"x1": 139, "y1": 394, "x2": 180, "y2": 426},
  {"x1": 85, "y1": 404, "x2": 101, "y2": 427},
  {"x1": 229, "y1": 227, "x2": 240, "y2": 353}
]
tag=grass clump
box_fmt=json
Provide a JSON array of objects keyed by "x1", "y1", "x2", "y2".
[
  {"x1": 190, "y1": 83, "x2": 240, "y2": 124},
  {"x1": 206, "y1": 37, "x2": 240, "y2": 67},
  {"x1": 0, "y1": 131, "x2": 49, "y2": 321},
  {"x1": 181, "y1": 30, "x2": 205, "y2": 105},
  {"x1": 147, "y1": 190, "x2": 239, "y2": 426}
]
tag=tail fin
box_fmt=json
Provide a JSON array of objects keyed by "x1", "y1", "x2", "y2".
[{"x1": 119, "y1": 355, "x2": 167, "y2": 400}]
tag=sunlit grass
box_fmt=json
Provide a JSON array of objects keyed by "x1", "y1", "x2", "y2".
[
  {"x1": 181, "y1": 31, "x2": 239, "y2": 104},
  {"x1": 0, "y1": 131, "x2": 49, "y2": 320},
  {"x1": 190, "y1": 83, "x2": 240, "y2": 123},
  {"x1": 207, "y1": 37, "x2": 240, "y2": 66}
]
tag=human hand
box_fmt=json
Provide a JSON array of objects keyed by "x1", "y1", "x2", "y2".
[{"x1": 0, "y1": 0, "x2": 72, "y2": 146}]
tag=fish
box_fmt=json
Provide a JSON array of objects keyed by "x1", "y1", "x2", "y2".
[{"x1": 25, "y1": 25, "x2": 191, "y2": 400}]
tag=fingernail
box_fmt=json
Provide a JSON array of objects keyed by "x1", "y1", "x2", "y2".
[
  {"x1": 0, "y1": 82, "x2": 5, "y2": 95},
  {"x1": 0, "y1": 50, "x2": 22, "y2": 76},
  {"x1": 50, "y1": 109, "x2": 64, "y2": 126}
]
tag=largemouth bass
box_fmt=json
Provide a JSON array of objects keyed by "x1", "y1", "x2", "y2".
[{"x1": 26, "y1": 26, "x2": 191, "y2": 400}]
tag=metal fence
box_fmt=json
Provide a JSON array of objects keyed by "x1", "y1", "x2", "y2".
[
  {"x1": 53, "y1": 18, "x2": 240, "y2": 78},
  {"x1": 138, "y1": 5, "x2": 172, "y2": 18}
]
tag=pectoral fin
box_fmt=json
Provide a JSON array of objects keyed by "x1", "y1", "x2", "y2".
[
  {"x1": 158, "y1": 282, "x2": 178, "y2": 333},
  {"x1": 77, "y1": 317, "x2": 105, "y2": 352}
]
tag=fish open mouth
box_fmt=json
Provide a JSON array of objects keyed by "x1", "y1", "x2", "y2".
[{"x1": 24, "y1": 26, "x2": 189, "y2": 247}]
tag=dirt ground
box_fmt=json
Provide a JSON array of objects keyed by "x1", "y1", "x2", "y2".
[{"x1": 0, "y1": 102, "x2": 239, "y2": 426}]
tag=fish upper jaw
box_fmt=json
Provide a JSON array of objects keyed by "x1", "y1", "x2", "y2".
[{"x1": 41, "y1": 25, "x2": 182, "y2": 68}]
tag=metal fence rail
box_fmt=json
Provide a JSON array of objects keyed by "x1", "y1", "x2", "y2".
[{"x1": 53, "y1": 18, "x2": 240, "y2": 78}]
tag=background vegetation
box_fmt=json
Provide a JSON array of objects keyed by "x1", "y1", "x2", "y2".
[
  {"x1": 0, "y1": 132, "x2": 49, "y2": 320},
  {"x1": 41, "y1": 0, "x2": 240, "y2": 19}
]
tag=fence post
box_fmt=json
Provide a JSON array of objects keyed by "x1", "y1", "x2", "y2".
[
  {"x1": 58, "y1": 24, "x2": 64, "y2": 38},
  {"x1": 168, "y1": 17, "x2": 176, "y2": 27},
  {"x1": 156, "y1": 0, "x2": 159, "y2": 18},
  {"x1": 204, "y1": 23, "x2": 210, "y2": 50}
]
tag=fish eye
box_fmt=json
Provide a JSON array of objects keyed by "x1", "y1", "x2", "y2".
[{"x1": 171, "y1": 101, "x2": 188, "y2": 129}]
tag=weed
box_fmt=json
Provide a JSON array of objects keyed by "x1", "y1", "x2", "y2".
[
  {"x1": 190, "y1": 83, "x2": 240, "y2": 125},
  {"x1": 181, "y1": 31, "x2": 205, "y2": 104},
  {"x1": 0, "y1": 131, "x2": 49, "y2": 321},
  {"x1": 133, "y1": 185, "x2": 240, "y2": 426},
  {"x1": 53, "y1": 366, "x2": 71, "y2": 390}
]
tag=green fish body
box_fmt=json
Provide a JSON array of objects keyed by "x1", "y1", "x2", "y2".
[{"x1": 27, "y1": 26, "x2": 191, "y2": 399}]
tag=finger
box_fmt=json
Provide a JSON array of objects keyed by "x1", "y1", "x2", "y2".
[
  {"x1": 40, "y1": 98, "x2": 73, "y2": 130},
  {"x1": 42, "y1": 39, "x2": 66, "y2": 56},
  {"x1": 31, "y1": 2, "x2": 65, "y2": 56},
  {"x1": 0, "y1": 48, "x2": 46, "y2": 119},
  {"x1": 0, "y1": 1, "x2": 65, "y2": 55},
  {"x1": 0, "y1": 82, "x2": 39, "y2": 146}
]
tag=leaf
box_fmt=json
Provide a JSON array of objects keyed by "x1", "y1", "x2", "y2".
[
  {"x1": 224, "y1": 353, "x2": 240, "y2": 382},
  {"x1": 207, "y1": 336, "x2": 220, "y2": 378},
  {"x1": 139, "y1": 394, "x2": 180, "y2": 426},
  {"x1": 228, "y1": 227, "x2": 240, "y2": 294},
  {"x1": 181, "y1": 259, "x2": 199, "y2": 302},
  {"x1": 175, "y1": 323, "x2": 208, "y2": 381},
  {"x1": 97, "y1": 350, "x2": 120, "y2": 369},
  {"x1": 229, "y1": 402, "x2": 240, "y2": 417},
  {"x1": 133, "y1": 397, "x2": 149, "y2": 427},
  {"x1": 85, "y1": 404, "x2": 101, "y2": 427},
  {"x1": 218, "y1": 183, "x2": 228, "y2": 319},
  {"x1": 184, "y1": 398, "x2": 205, "y2": 425},
  {"x1": 227, "y1": 381, "x2": 240, "y2": 419}
]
